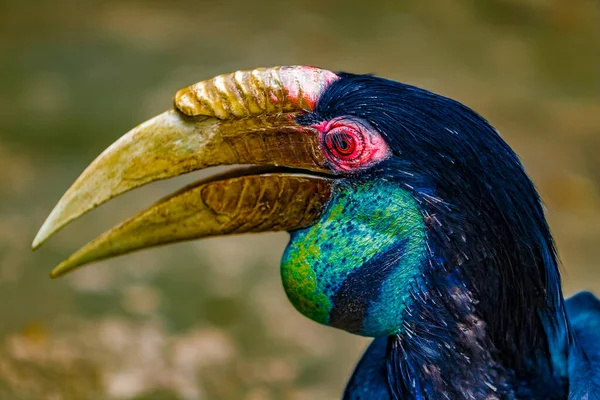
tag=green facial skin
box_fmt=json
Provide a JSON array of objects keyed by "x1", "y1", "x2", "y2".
[{"x1": 280, "y1": 180, "x2": 427, "y2": 337}]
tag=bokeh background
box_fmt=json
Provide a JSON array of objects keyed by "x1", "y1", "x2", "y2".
[{"x1": 1, "y1": 0, "x2": 599, "y2": 399}]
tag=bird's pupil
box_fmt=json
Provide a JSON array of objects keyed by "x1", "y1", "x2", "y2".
[
  {"x1": 332, "y1": 132, "x2": 355, "y2": 155},
  {"x1": 324, "y1": 127, "x2": 363, "y2": 161}
]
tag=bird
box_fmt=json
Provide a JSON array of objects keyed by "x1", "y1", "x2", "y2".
[{"x1": 32, "y1": 66, "x2": 600, "y2": 399}]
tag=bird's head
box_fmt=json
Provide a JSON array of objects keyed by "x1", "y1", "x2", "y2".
[{"x1": 33, "y1": 66, "x2": 559, "y2": 341}]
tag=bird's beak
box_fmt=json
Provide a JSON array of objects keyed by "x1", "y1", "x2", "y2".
[{"x1": 32, "y1": 66, "x2": 339, "y2": 278}]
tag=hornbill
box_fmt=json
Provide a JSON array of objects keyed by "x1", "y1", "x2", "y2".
[{"x1": 33, "y1": 66, "x2": 600, "y2": 399}]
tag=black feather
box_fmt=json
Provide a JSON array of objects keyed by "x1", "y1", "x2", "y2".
[{"x1": 301, "y1": 73, "x2": 576, "y2": 398}]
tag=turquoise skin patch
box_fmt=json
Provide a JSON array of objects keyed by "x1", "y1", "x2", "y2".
[{"x1": 280, "y1": 180, "x2": 426, "y2": 337}]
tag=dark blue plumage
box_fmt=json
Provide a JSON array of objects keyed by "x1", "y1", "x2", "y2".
[
  {"x1": 564, "y1": 292, "x2": 600, "y2": 398},
  {"x1": 37, "y1": 65, "x2": 599, "y2": 399},
  {"x1": 299, "y1": 73, "x2": 600, "y2": 399}
]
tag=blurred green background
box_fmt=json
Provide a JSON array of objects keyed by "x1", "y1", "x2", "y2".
[{"x1": 0, "y1": 0, "x2": 599, "y2": 399}]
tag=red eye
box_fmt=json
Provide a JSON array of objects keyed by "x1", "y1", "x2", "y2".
[
  {"x1": 314, "y1": 117, "x2": 390, "y2": 173},
  {"x1": 324, "y1": 128, "x2": 363, "y2": 160}
]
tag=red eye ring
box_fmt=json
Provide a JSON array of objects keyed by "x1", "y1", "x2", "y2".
[
  {"x1": 324, "y1": 127, "x2": 364, "y2": 160},
  {"x1": 314, "y1": 117, "x2": 390, "y2": 173}
]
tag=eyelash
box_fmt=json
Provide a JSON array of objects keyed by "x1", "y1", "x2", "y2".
[
  {"x1": 314, "y1": 117, "x2": 390, "y2": 173},
  {"x1": 324, "y1": 127, "x2": 364, "y2": 160}
]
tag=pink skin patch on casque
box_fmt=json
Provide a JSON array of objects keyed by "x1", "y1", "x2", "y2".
[
  {"x1": 279, "y1": 67, "x2": 388, "y2": 172},
  {"x1": 280, "y1": 66, "x2": 339, "y2": 110},
  {"x1": 313, "y1": 117, "x2": 391, "y2": 173}
]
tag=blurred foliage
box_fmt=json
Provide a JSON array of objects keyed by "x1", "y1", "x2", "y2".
[{"x1": 0, "y1": 0, "x2": 598, "y2": 398}]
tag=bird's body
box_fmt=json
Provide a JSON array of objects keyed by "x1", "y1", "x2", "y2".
[
  {"x1": 33, "y1": 66, "x2": 600, "y2": 399},
  {"x1": 345, "y1": 292, "x2": 600, "y2": 399}
]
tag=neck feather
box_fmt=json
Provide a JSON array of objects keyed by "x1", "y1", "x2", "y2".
[{"x1": 385, "y1": 184, "x2": 571, "y2": 399}]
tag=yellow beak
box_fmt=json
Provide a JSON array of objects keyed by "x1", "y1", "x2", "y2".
[{"x1": 32, "y1": 66, "x2": 339, "y2": 278}]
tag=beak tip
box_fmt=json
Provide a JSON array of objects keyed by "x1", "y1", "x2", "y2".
[
  {"x1": 32, "y1": 203, "x2": 73, "y2": 250},
  {"x1": 50, "y1": 262, "x2": 72, "y2": 279},
  {"x1": 32, "y1": 215, "x2": 58, "y2": 250},
  {"x1": 32, "y1": 229, "x2": 48, "y2": 250},
  {"x1": 49, "y1": 270, "x2": 62, "y2": 279}
]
